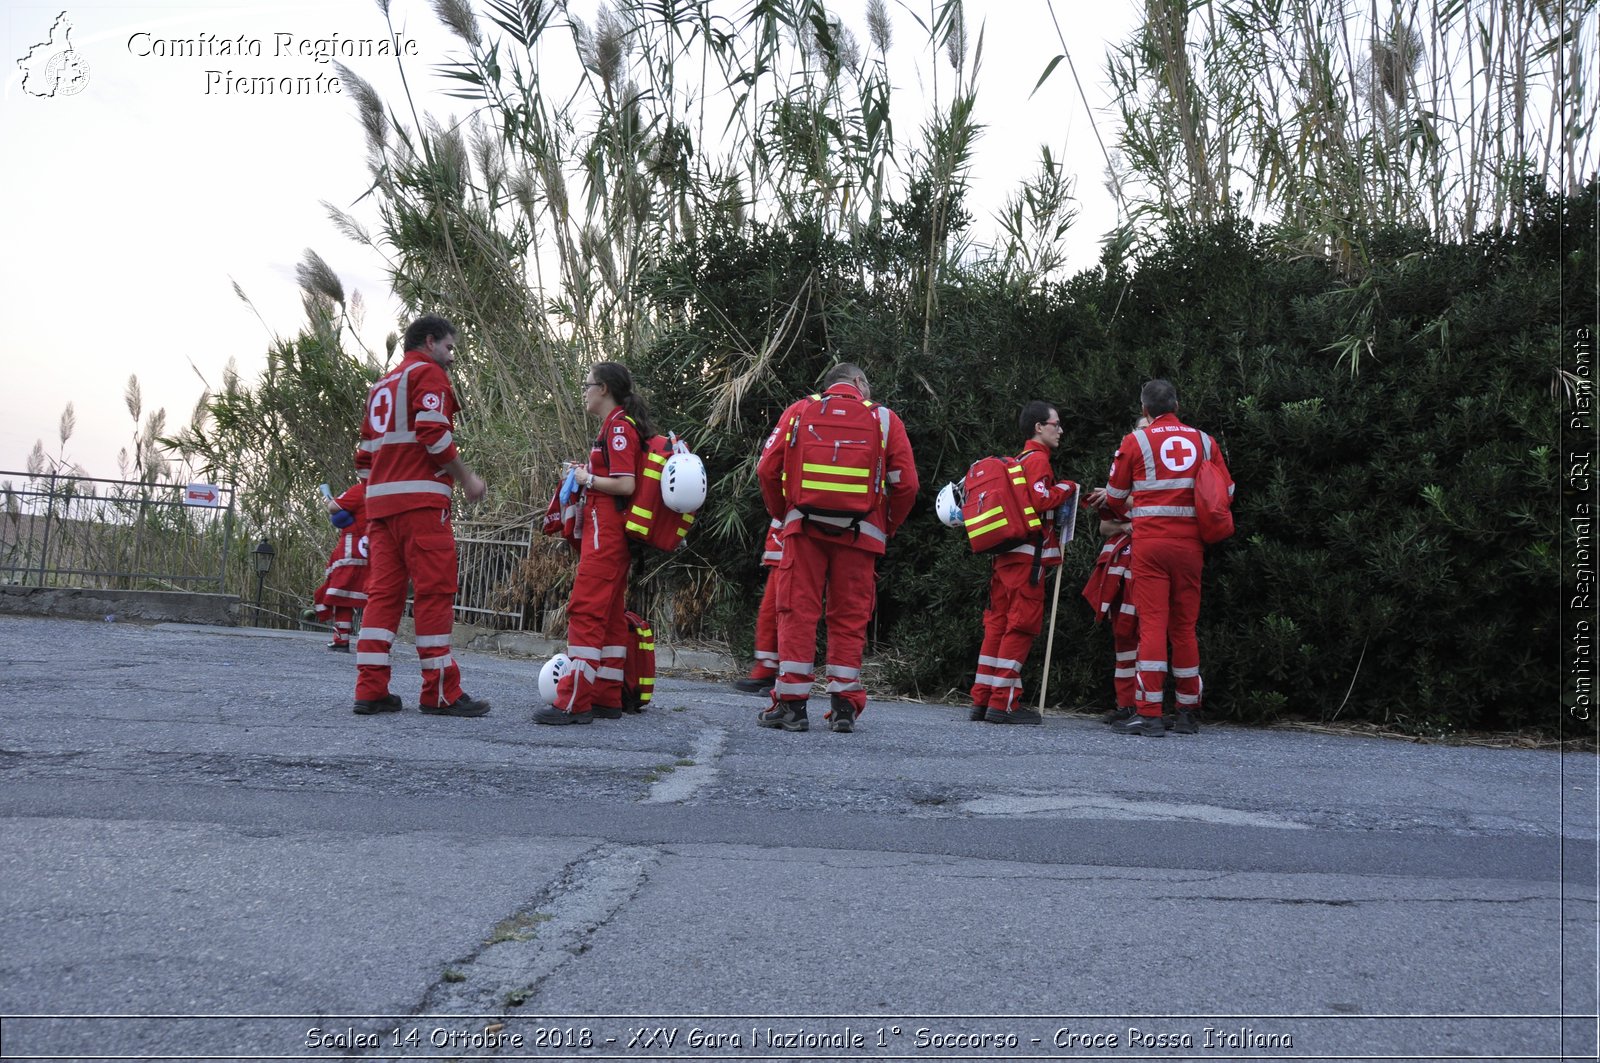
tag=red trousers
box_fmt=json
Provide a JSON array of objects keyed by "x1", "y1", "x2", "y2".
[
  {"x1": 553, "y1": 504, "x2": 631, "y2": 714},
  {"x1": 749, "y1": 569, "x2": 779, "y2": 680},
  {"x1": 357, "y1": 508, "x2": 461, "y2": 707},
  {"x1": 1129, "y1": 537, "x2": 1204, "y2": 717},
  {"x1": 320, "y1": 605, "x2": 357, "y2": 645},
  {"x1": 774, "y1": 533, "x2": 876, "y2": 716},
  {"x1": 1111, "y1": 599, "x2": 1138, "y2": 708},
  {"x1": 970, "y1": 556, "x2": 1046, "y2": 711}
]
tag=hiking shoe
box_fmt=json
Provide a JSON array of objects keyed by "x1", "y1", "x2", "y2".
[
  {"x1": 327, "y1": 641, "x2": 350, "y2": 652},
  {"x1": 1170, "y1": 709, "x2": 1199, "y2": 735},
  {"x1": 590, "y1": 704, "x2": 624, "y2": 720},
  {"x1": 734, "y1": 676, "x2": 776, "y2": 696},
  {"x1": 1112, "y1": 713, "x2": 1166, "y2": 737},
  {"x1": 421, "y1": 694, "x2": 491, "y2": 718},
  {"x1": 1102, "y1": 706, "x2": 1136, "y2": 726},
  {"x1": 758, "y1": 701, "x2": 808, "y2": 732},
  {"x1": 828, "y1": 695, "x2": 856, "y2": 733},
  {"x1": 534, "y1": 705, "x2": 592, "y2": 725},
  {"x1": 969, "y1": 704, "x2": 990, "y2": 722},
  {"x1": 352, "y1": 693, "x2": 402, "y2": 715},
  {"x1": 986, "y1": 706, "x2": 1043, "y2": 725}
]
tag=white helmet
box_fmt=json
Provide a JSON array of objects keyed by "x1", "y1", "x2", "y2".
[
  {"x1": 538, "y1": 653, "x2": 571, "y2": 705},
  {"x1": 661, "y1": 452, "x2": 707, "y2": 514},
  {"x1": 935, "y1": 482, "x2": 965, "y2": 528}
]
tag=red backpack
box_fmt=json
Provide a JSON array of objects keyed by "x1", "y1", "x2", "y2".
[
  {"x1": 960, "y1": 456, "x2": 1044, "y2": 554},
  {"x1": 621, "y1": 611, "x2": 656, "y2": 712},
  {"x1": 1194, "y1": 434, "x2": 1235, "y2": 544},
  {"x1": 783, "y1": 393, "x2": 891, "y2": 523}
]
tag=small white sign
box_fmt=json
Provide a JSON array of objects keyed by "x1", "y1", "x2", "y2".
[{"x1": 185, "y1": 483, "x2": 221, "y2": 507}]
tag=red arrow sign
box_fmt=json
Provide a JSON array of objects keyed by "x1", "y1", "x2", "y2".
[{"x1": 185, "y1": 484, "x2": 221, "y2": 506}]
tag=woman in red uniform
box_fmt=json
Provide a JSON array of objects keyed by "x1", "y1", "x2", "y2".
[{"x1": 538, "y1": 362, "x2": 651, "y2": 724}]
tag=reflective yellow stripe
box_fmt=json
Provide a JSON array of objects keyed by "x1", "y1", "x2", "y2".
[
  {"x1": 801, "y1": 463, "x2": 870, "y2": 478},
  {"x1": 801, "y1": 480, "x2": 868, "y2": 494},
  {"x1": 1011, "y1": 476, "x2": 1026, "y2": 485},
  {"x1": 1027, "y1": 517, "x2": 1042, "y2": 528},
  {"x1": 964, "y1": 505, "x2": 1004, "y2": 528},
  {"x1": 639, "y1": 642, "x2": 655, "y2": 651},
  {"x1": 970, "y1": 516, "x2": 1011, "y2": 538},
  {"x1": 645, "y1": 468, "x2": 662, "y2": 480},
  {"x1": 631, "y1": 505, "x2": 653, "y2": 519},
  {"x1": 682, "y1": 513, "x2": 695, "y2": 525},
  {"x1": 625, "y1": 521, "x2": 649, "y2": 535}
]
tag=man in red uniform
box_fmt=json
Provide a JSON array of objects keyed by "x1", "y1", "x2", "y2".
[
  {"x1": 1083, "y1": 416, "x2": 1150, "y2": 726},
  {"x1": 352, "y1": 314, "x2": 489, "y2": 718},
  {"x1": 733, "y1": 518, "x2": 783, "y2": 696},
  {"x1": 755, "y1": 363, "x2": 918, "y2": 733},
  {"x1": 1101, "y1": 380, "x2": 1233, "y2": 737},
  {"x1": 968, "y1": 401, "x2": 1077, "y2": 725},
  {"x1": 312, "y1": 481, "x2": 369, "y2": 651}
]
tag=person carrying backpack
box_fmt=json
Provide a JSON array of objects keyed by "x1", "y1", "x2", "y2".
[
  {"x1": 1097, "y1": 379, "x2": 1234, "y2": 737},
  {"x1": 967, "y1": 401, "x2": 1078, "y2": 725},
  {"x1": 754, "y1": 363, "x2": 919, "y2": 733},
  {"x1": 538, "y1": 361, "x2": 652, "y2": 725}
]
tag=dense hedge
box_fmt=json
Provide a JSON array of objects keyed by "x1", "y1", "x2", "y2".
[{"x1": 633, "y1": 186, "x2": 1593, "y2": 734}]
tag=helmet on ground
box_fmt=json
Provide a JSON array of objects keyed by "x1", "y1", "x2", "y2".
[
  {"x1": 935, "y1": 482, "x2": 965, "y2": 528},
  {"x1": 538, "y1": 653, "x2": 571, "y2": 705},
  {"x1": 661, "y1": 452, "x2": 708, "y2": 514}
]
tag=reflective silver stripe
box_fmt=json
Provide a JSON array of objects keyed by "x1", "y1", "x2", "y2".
[
  {"x1": 1114, "y1": 667, "x2": 1136, "y2": 678},
  {"x1": 825, "y1": 679, "x2": 864, "y2": 693},
  {"x1": 779, "y1": 660, "x2": 813, "y2": 674},
  {"x1": 356, "y1": 652, "x2": 390, "y2": 666},
  {"x1": 415, "y1": 410, "x2": 450, "y2": 425},
  {"x1": 984, "y1": 676, "x2": 1021, "y2": 689},
  {"x1": 596, "y1": 666, "x2": 625, "y2": 681},
  {"x1": 774, "y1": 680, "x2": 812, "y2": 696},
  {"x1": 361, "y1": 628, "x2": 396, "y2": 643},
  {"x1": 886, "y1": 469, "x2": 902, "y2": 484},
  {"x1": 601, "y1": 644, "x2": 627, "y2": 659},
  {"x1": 567, "y1": 645, "x2": 601, "y2": 660},
  {"x1": 328, "y1": 557, "x2": 366, "y2": 570},
  {"x1": 358, "y1": 438, "x2": 384, "y2": 453},
  {"x1": 1134, "y1": 429, "x2": 1157, "y2": 478},
  {"x1": 825, "y1": 665, "x2": 860, "y2": 679},
  {"x1": 1171, "y1": 665, "x2": 1200, "y2": 678},
  {"x1": 1039, "y1": 546, "x2": 1061, "y2": 560},
  {"x1": 982, "y1": 656, "x2": 1024, "y2": 672},
  {"x1": 1119, "y1": 603, "x2": 1137, "y2": 615},
  {"x1": 1175, "y1": 692, "x2": 1200, "y2": 705},
  {"x1": 1106, "y1": 565, "x2": 1128, "y2": 577},
  {"x1": 754, "y1": 651, "x2": 779, "y2": 664},
  {"x1": 381, "y1": 430, "x2": 419, "y2": 446},
  {"x1": 356, "y1": 469, "x2": 369, "y2": 481},
  {"x1": 368, "y1": 480, "x2": 454, "y2": 499},
  {"x1": 782, "y1": 508, "x2": 806, "y2": 528},
  {"x1": 857, "y1": 521, "x2": 887, "y2": 544},
  {"x1": 425, "y1": 432, "x2": 454, "y2": 455},
  {"x1": 323, "y1": 588, "x2": 366, "y2": 601},
  {"x1": 1136, "y1": 477, "x2": 1193, "y2": 490},
  {"x1": 415, "y1": 634, "x2": 452, "y2": 648},
  {"x1": 395, "y1": 362, "x2": 423, "y2": 433},
  {"x1": 1104, "y1": 485, "x2": 1130, "y2": 499},
  {"x1": 769, "y1": 518, "x2": 783, "y2": 530},
  {"x1": 761, "y1": 551, "x2": 783, "y2": 563},
  {"x1": 420, "y1": 655, "x2": 455, "y2": 671},
  {"x1": 1137, "y1": 660, "x2": 1169, "y2": 671},
  {"x1": 569, "y1": 659, "x2": 597, "y2": 679},
  {"x1": 1115, "y1": 651, "x2": 1137, "y2": 661},
  {"x1": 1131, "y1": 505, "x2": 1196, "y2": 518},
  {"x1": 972, "y1": 674, "x2": 1000, "y2": 687}
]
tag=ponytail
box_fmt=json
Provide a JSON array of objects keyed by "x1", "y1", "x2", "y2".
[{"x1": 590, "y1": 361, "x2": 653, "y2": 438}]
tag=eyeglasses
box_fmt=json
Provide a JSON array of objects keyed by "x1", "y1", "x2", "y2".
[
  {"x1": 1042, "y1": 420, "x2": 1062, "y2": 427},
  {"x1": 582, "y1": 381, "x2": 601, "y2": 389}
]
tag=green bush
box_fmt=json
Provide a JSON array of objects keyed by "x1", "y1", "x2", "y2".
[{"x1": 633, "y1": 184, "x2": 1592, "y2": 732}]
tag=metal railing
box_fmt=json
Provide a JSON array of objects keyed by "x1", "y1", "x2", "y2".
[
  {"x1": 0, "y1": 471, "x2": 235, "y2": 593},
  {"x1": 449, "y1": 519, "x2": 536, "y2": 630}
]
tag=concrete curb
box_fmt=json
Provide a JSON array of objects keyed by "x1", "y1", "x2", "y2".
[{"x1": 0, "y1": 586, "x2": 240, "y2": 626}]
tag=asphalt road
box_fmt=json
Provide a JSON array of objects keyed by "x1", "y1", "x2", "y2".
[{"x1": 0, "y1": 615, "x2": 1594, "y2": 1063}]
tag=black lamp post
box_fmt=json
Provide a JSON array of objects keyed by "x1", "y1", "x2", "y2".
[{"x1": 251, "y1": 540, "x2": 276, "y2": 626}]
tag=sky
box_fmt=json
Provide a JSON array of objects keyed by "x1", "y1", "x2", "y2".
[{"x1": 2, "y1": 0, "x2": 1139, "y2": 481}]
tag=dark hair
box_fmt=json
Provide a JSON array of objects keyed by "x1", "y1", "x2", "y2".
[
  {"x1": 822, "y1": 362, "x2": 867, "y2": 390},
  {"x1": 403, "y1": 314, "x2": 458, "y2": 353},
  {"x1": 1140, "y1": 379, "x2": 1179, "y2": 416},
  {"x1": 591, "y1": 361, "x2": 652, "y2": 438},
  {"x1": 1019, "y1": 400, "x2": 1056, "y2": 438}
]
